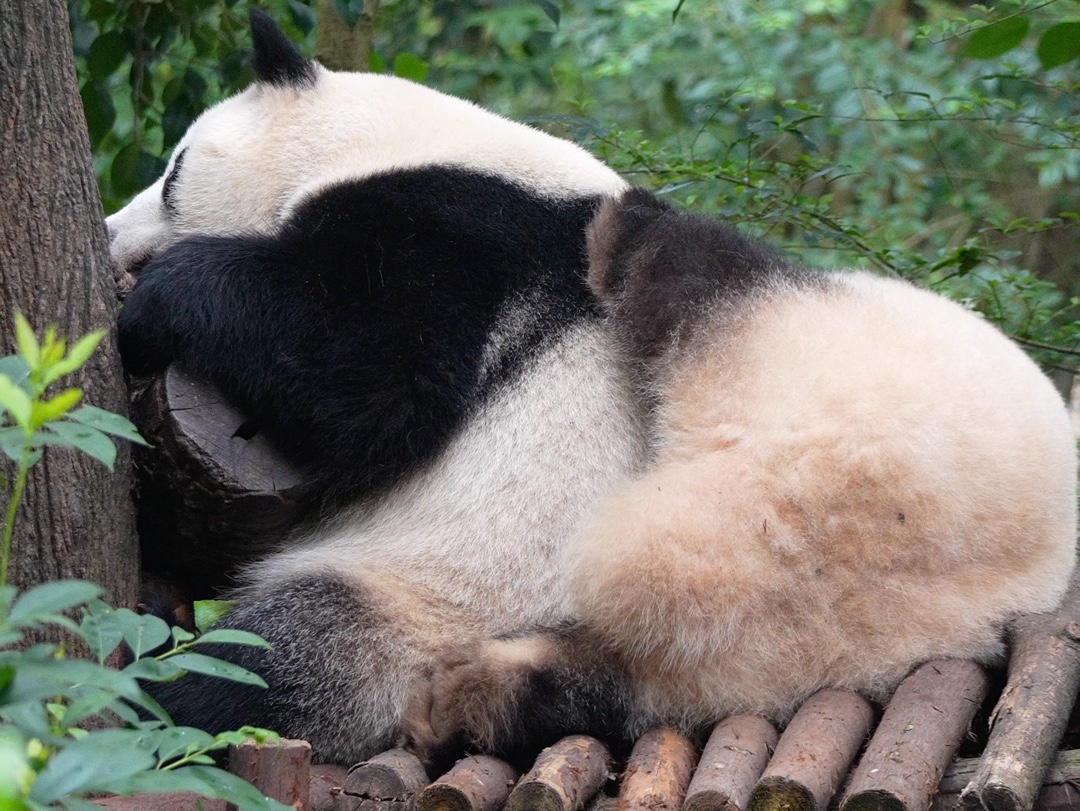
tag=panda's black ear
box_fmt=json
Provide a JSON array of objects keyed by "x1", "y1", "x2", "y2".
[
  {"x1": 586, "y1": 189, "x2": 669, "y2": 304},
  {"x1": 249, "y1": 8, "x2": 317, "y2": 88}
]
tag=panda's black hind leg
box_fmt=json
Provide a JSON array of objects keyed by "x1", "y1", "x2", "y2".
[{"x1": 146, "y1": 573, "x2": 413, "y2": 764}]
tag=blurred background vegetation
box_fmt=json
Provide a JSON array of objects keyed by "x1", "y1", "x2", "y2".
[{"x1": 70, "y1": 0, "x2": 1080, "y2": 379}]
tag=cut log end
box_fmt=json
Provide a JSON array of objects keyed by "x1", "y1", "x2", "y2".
[
  {"x1": 683, "y1": 788, "x2": 741, "y2": 811},
  {"x1": 981, "y1": 783, "x2": 1026, "y2": 811},
  {"x1": 506, "y1": 781, "x2": 570, "y2": 811},
  {"x1": 842, "y1": 789, "x2": 909, "y2": 811},
  {"x1": 506, "y1": 735, "x2": 612, "y2": 811},
  {"x1": 415, "y1": 755, "x2": 518, "y2": 811},
  {"x1": 747, "y1": 778, "x2": 817, "y2": 811},
  {"x1": 417, "y1": 782, "x2": 478, "y2": 811},
  {"x1": 344, "y1": 748, "x2": 429, "y2": 801}
]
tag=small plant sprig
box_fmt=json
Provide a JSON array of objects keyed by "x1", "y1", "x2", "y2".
[
  {"x1": 0, "y1": 316, "x2": 289, "y2": 811},
  {"x1": 0, "y1": 314, "x2": 146, "y2": 591}
]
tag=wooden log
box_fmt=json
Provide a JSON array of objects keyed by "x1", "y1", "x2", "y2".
[
  {"x1": 342, "y1": 748, "x2": 430, "y2": 807},
  {"x1": 841, "y1": 659, "x2": 989, "y2": 811},
  {"x1": 748, "y1": 689, "x2": 875, "y2": 811},
  {"x1": 130, "y1": 366, "x2": 314, "y2": 595},
  {"x1": 505, "y1": 735, "x2": 613, "y2": 811},
  {"x1": 936, "y1": 751, "x2": 1080, "y2": 811},
  {"x1": 310, "y1": 763, "x2": 349, "y2": 811},
  {"x1": 684, "y1": 715, "x2": 779, "y2": 811},
  {"x1": 415, "y1": 755, "x2": 518, "y2": 811},
  {"x1": 962, "y1": 572, "x2": 1080, "y2": 811},
  {"x1": 227, "y1": 737, "x2": 311, "y2": 810},
  {"x1": 616, "y1": 727, "x2": 698, "y2": 811}
]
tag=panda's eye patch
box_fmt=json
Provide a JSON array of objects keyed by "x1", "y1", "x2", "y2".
[{"x1": 162, "y1": 148, "x2": 187, "y2": 215}]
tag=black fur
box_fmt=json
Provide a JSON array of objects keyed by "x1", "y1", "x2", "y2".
[
  {"x1": 149, "y1": 575, "x2": 401, "y2": 755},
  {"x1": 119, "y1": 167, "x2": 603, "y2": 503},
  {"x1": 495, "y1": 627, "x2": 633, "y2": 766},
  {"x1": 249, "y1": 8, "x2": 317, "y2": 88},
  {"x1": 588, "y1": 188, "x2": 822, "y2": 371}
]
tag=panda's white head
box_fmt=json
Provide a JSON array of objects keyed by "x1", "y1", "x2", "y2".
[{"x1": 106, "y1": 9, "x2": 625, "y2": 278}]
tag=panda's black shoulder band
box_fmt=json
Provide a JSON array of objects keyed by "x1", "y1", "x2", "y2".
[{"x1": 249, "y1": 8, "x2": 317, "y2": 88}]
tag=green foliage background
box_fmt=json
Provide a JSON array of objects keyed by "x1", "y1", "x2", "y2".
[{"x1": 71, "y1": 0, "x2": 1080, "y2": 374}]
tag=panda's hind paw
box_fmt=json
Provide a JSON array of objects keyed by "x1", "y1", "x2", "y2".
[{"x1": 403, "y1": 636, "x2": 553, "y2": 763}]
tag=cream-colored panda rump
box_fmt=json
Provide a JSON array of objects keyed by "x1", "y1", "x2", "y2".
[
  {"x1": 570, "y1": 271, "x2": 1076, "y2": 729},
  {"x1": 107, "y1": 67, "x2": 626, "y2": 276}
]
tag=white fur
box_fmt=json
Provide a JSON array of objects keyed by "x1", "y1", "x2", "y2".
[
  {"x1": 249, "y1": 321, "x2": 648, "y2": 638},
  {"x1": 570, "y1": 272, "x2": 1077, "y2": 731},
  {"x1": 107, "y1": 69, "x2": 627, "y2": 275}
]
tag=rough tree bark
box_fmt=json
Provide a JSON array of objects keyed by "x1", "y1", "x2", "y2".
[{"x1": 0, "y1": 0, "x2": 138, "y2": 608}]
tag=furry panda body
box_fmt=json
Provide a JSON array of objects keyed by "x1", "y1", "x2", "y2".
[
  {"x1": 407, "y1": 190, "x2": 1077, "y2": 758},
  {"x1": 579, "y1": 241, "x2": 1077, "y2": 727},
  {"x1": 111, "y1": 13, "x2": 644, "y2": 762},
  {"x1": 111, "y1": 14, "x2": 1076, "y2": 767}
]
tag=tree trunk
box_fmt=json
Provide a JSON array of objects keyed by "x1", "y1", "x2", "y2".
[{"x1": 0, "y1": 0, "x2": 138, "y2": 609}]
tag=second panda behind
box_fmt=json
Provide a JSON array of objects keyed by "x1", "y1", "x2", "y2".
[{"x1": 405, "y1": 188, "x2": 1077, "y2": 760}]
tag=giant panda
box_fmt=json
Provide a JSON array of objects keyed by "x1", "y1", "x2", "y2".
[
  {"x1": 111, "y1": 10, "x2": 646, "y2": 763},
  {"x1": 110, "y1": 11, "x2": 1077, "y2": 767},
  {"x1": 404, "y1": 188, "x2": 1078, "y2": 760}
]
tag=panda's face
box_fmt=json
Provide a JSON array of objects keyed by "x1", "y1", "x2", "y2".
[{"x1": 106, "y1": 13, "x2": 625, "y2": 280}]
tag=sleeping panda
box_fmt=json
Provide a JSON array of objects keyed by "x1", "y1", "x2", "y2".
[
  {"x1": 110, "y1": 11, "x2": 1076, "y2": 766},
  {"x1": 405, "y1": 188, "x2": 1078, "y2": 759},
  {"x1": 111, "y1": 10, "x2": 645, "y2": 763}
]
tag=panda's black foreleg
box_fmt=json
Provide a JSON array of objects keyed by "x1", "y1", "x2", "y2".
[
  {"x1": 117, "y1": 230, "x2": 474, "y2": 502},
  {"x1": 405, "y1": 623, "x2": 633, "y2": 769},
  {"x1": 145, "y1": 573, "x2": 413, "y2": 764}
]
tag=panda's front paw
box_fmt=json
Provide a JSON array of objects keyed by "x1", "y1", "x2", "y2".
[
  {"x1": 117, "y1": 269, "x2": 178, "y2": 376},
  {"x1": 404, "y1": 636, "x2": 553, "y2": 764}
]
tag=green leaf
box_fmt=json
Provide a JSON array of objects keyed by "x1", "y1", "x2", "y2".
[
  {"x1": 29, "y1": 732, "x2": 157, "y2": 804},
  {"x1": 30, "y1": 388, "x2": 83, "y2": 428},
  {"x1": 87, "y1": 31, "x2": 128, "y2": 81},
  {"x1": 111, "y1": 145, "x2": 167, "y2": 201},
  {"x1": 193, "y1": 599, "x2": 233, "y2": 633},
  {"x1": 156, "y1": 726, "x2": 216, "y2": 762},
  {"x1": 39, "y1": 422, "x2": 116, "y2": 470},
  {"x1": 0, "y1": 376, "x2": 32, "y2": 431},
  {"x1": 79, "y1": 606, "x2": 124, "y2": 662},
  {"x1": 961, "y1": 16, "x2": 1030, "y2": 59},
  {"x1": 60, "y1": 689, "x2": 125, "y2": 729},
  {"x1": 392, "y1": 53, "x2": 429, "y2": 83},
  {"x1": 193, "y1": 629, "x2": 270, "y2": 649},
  {"x1": 41, "y1": 330, "x2": 104, "y2": 387},
  {"x1": 0, "y1": 356, "x2": 29, "y2": 388},
  {"x1": 67, "y1": 405, "x2": 147, "y2": 445},
  {"x1": 0, "y1": 427, "x2": 27, "y2": 465},
  {"x1": 536, "y1": 0, "x2": 560, "y2": 26},
  {"x1": 174, "y1": 765, "x2": 292, "y2": 809},
  {"x1": 123, "y1": 656, "x2": 184, "y2": 682},
  {"x1": 9, "y1": 580, "x2": 102, "y2": 625},
  {"x1": 80, "y1": 80, "x2": 118, "y2": 150},
  {"x1": 288, "y1": 0, "x2": 317, "y2": 34},
  {"x1": 167, "y1": 653, "x2": 267, "y2": 688},
  {"x1": 8, "y1": 658, "x2": 143, "y2": 704},
  {"x1": 12, "y1": 315, "x2": 39, "y2": 368},
  {"x1": 114, "y1": 608, "x2": 172, "y2": 658},
  {"x1": 1037, "y1": 22, "x2": 1080, "y2": 68}
]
